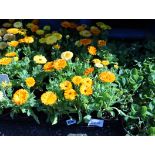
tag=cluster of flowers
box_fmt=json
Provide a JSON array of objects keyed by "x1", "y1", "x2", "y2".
[{"x1": 0, "y1": 19, "x2": 122, "y2": 126}]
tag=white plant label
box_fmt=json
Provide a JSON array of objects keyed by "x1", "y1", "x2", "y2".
[{"x1": 88, "y1": 119, "x2": 104, "y2": 127}]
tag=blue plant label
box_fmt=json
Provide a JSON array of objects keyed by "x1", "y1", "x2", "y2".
[
  {"x1": 88, "y1": 119, "x2": 104, "y2": 127},
  {"x1": 0, "y1": 74, "x2": 10, "y2": 84},
  {"x1": 66, "y1": 119, "x2": 77, "y2": 126}
]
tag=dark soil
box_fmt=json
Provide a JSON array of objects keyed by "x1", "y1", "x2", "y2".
[{"x1": 0, "y1": 114, "x2": 126, "y2": 136}]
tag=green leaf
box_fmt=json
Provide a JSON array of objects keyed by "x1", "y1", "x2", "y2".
[
  {"x1": 141, "y1": 106, "x2": 147, "y2": 117},
  {"x1": 83, "y1": 115, "x2": 91, "y2": 123},
  {"x1": 77, "y1": 110, "x2": 82, "y2": 124},
  {"x1": 148, "y1": 127, "x2": 155, "y2": 136},
  {"x1": 51, "y1": 114, "x2": 58, "y2": 125}
]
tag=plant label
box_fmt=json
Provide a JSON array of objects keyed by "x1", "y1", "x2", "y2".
[
  {"x1": 0, "y1": 74, "x2": 10, "y2": 97},
  {"x1": 88, "y1": 119, "x2": 104, "y2": 127},
  {"x1": 0, "y1": 74, "x2": 10, "y2": 84},
  {"x1": 66, "y1": 119, "x2": 77, "y2": 126}
]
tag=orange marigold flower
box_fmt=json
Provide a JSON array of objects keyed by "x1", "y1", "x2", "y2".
[
  {"x1": 60, "y1": 81, "x2": 72, "y2": 90},
  {"x1": 8, "y1": 41, "x2": 19, "y2": 47},
  {"x1": 5, "y1": 52, "x2": 17, "y2": 57},
  {"x1": 64, "y1": 89, "x2": 77, "y2": 100},
  {"x1": 88, "y1": 46, "x2": 97, "y2": 55},
  {"x1": 84, "y1": 67, "x2": 94, "y2": 76},
  {"x1": 43, "y1": 62, "x2": 54, "y2": 72},
  {"x1": 98, "y1": 40, "x2": 107, "y2": 47},
  {"x1": 41, "y1": 91, "x2": 57, "y2": 105},
  {"x1": 80, "y1": 84, "x2": 93, "y2": 96},
  {"x1": 90, "y1": 26, "x2": 101, "y2": 35},
  {"x1": 99, "y1": 71, "x2": 116, "y2": 83},
  {"x1": 61, "y1": 21, "x2": 71, "y2": 28},
  {"x1": 80, "y1": 39, "x2": 92, "y2": 46},
  {"x1": 30, "y1": 24, "x2": 39, "y2": 32},
  {"x1": 72, "y1": 76, "x2": 83, "y2": 86},
  {"x1": 12, "y1": 89, "x2": 29, "y2": 105},
  {"x1": 76, "y1": 24, "x2": 87, "y2": 31},
  {"x1": 0, "y1": 57, "x2": 12, "y2": 65},
  {"x1": 53, "y1": 59, "x2": 67, "y2": 70},
  {"x1": 25, "y1": 77, "x2": 35, "y2": 87}
]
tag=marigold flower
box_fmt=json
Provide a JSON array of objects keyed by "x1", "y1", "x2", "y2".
[
  {"x1": 102, "y1": 60, "x2": 110, "y2": 66},
  {"x1": 53, "y1": 44, "x2": 60, "y2": 49},
  {"x1": 45, "y1": 35, "x2": 57, "y2": 45},
  {"x1": 0, "y1": 28, "x2": 7, "y2": 36},
  {"x1": 53, "y1": 59, "x2": 67, "y2": 70},
  {"x1": 36, "y1": 29, "x2": 44, "y2": 35},
  {"x1": 76, "y1": 24, "x2": 87, "y2": 31},
  {"x1": 43, "y1": 25, "x2": 51, "y2": 31},
  {"x1": 30, "y1": 24, "x2": 39, "y2": 32},
  {"x1": 0, "y1": 42, "x2": 7, "y2": 50},
  {"x1": 98, "y1": 40, "x2": 106, "y2": 47},
  {"x1": 0, "y1": 57, "x2": 12, "y2": 65},
  {"x1": 82, "y1": 77, "x2": 93, "y2": 86},
  {"x1": 5, "y1": 52, "x2": 17, "y2": 57},
  {"x1": 114, "y1": 64, "x2": 119, "y2": 69},
  {"x1": 13, "y1": 57, "x2": 19, "y2": 62},
  {"x1": 84, "y1": 67, "x2": 94, "y2": 76},
  {"x1": 52, "y1": 32, "x2": 62, "y2": 40},
  {"x1": 80, "y1": 39, "x2": 92, "y2": 46},
  {"x1": 23, "y1": 36, "x2": 34, "y2": 43},
  {"x1": 88, "y1": 46, "x2": 97, "y2": 55},
  {"x1": 1, "y1": 81, "x2": 12, "y2": 88},
  {"x1": 61, "y1": 51, "x2": 73, "y2": 61},
  {"x1": 41, "y1": 91, "x2": 57, "y2": 105},
  {"x1": 92, "y1": 59, "x2": 101, "y2": 64},
  {"x1": 72, "y1": 76, "x2": 83, "y2": 86},
  {"x1": 12, "y1": 89, "x2": 29, "y2": 105},
  {"x1": 80, "y1": 84, "x2": 93, "y2": 96},
  {"x1": 25, "y1": 77, "x2": 35, "y2": 87},
  {"x1": 61, "y1": 21, "x2": 71, "y2": 28},
  {"x1": 60, "y1": 81, "x2": 72, "y2": 90},
  {"x1": 95, "y1": 63, "x2": 103, "y2": 68},
  {"x1": 33, "y1": 55, "x2": 47, "y2": 64},
  {"x1": 79, "y1": 30, "x2": 92, "y2": 37},
  {"x1": 13, "y1": 22, "x2": 23, "y2": 28},
  {"x1": 64, "y1": 89, "x2": 77, "y2": 100},
  {"x1": 43, "y1": 62, "x2": 54, "y2": 72},
  {"x1": 7, "y1": 28, "x2": 19, "y2": 34},
  {"x1": 8, "y1": 41, "x2": 19, "y2": 47},
  {"x1": 90, "y1": 26, "x2": 101, "y2": 35},
  {"x1": 99, "y1": 71, "x2": 116, "y2": 83}
]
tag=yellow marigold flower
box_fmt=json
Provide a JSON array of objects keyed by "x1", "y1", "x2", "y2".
[
  {"x1": 43, "y1": 25, "x2": 51, "y2": 31},
  {"x1": 64, "y1": 89, "x2": 77, "y2": 100},
  {"x1": 82, "y1": 77, "x2": 93, "y2": 86},
  {"x1": 13, "y1": 56, "x2": 19, "y2": 61},
  {"x1": 23, "y1": 36, "x2": 34, "y2": 43},
  {"x1": 0, "y1": 57, "x2": 12, "y2": 65},
  {"x1": 92, "y1": 59, "x2": 101, "y2": 64},
  {"x1": 72, "y1": 76, "x2": 83, "y2": 86},
  {"x1": 79, "y1": 30, "x2": 92, "y2": 37},
  {"x1": 95, "y1": 63, "x2": 103, "y2": 68},
  {"x1": 12, "y1": 89, "x2": 29, "y2": 105},
  {"x1": 60, "y1": 81, "x2": 72, "y2": 90},
  {"x1": 41, "y1": 91, "x2": 57, "y2": 105},
  {"x1": 36, "y1": 29, "x2": 44, "y2": 35},
  {"x1": 53, "y1": 44, "x2": 60, "y2": 49},
  {"x1": 114, "y1": 64, "x2": 119, "y2": 69},
  {"x1": 52, "y1": 32, "x2": 62, "y2": 40},
  {"x1": 90, "y1": 26, "x2": 101, "y2": 35},
  {"x1": 45, "y1": 35, "x2": 57, "y2": 45},
  {"x1": 102, "y1": 60, "x2": 110, "y2": 66},
  {"x1": 33, "y1": 55, "x2": 47, "y2": 64},
  {"x1": 80, "y1": 39, "x2": 92, "y2": 46},
  {"x1": 18, "y1": 38, "x2": 25, "y2": 43},
  {"x1": 84, "y1": 67, "x2": 94, "y2": 76},
  {"x1": 61, "y1": 51, "x2": 73, "y2": 61},
  {"x1": 8, "y1": 41, "x2": 19, "y2": 47},
  {"x1": 96, "y1": 22, "x2": 111, "y2": 30},
  {"x1": 53, "y1": 59, "x2": 67, "y2": 70},
  {"x1": 5, "y1": 52, "x2": 17, "y2": 57},
  {"x1": 43, "y1": 62, "x2": 54, "y2": 72},
  {"x1": 88, "y1": 46, "x2": 97, "y2": 55},
  {"x1": 98, "y1": 40, "x2": 107, "y2": 47},
  {"x1": 80, "y1": 85, "x2": 93, "y2": 96},
  {"x1": 99, "y1": 71, "x2": 116, "y2": 83},
  {"x1": 7, "y1": 28, "x2": 19, "y2": 34},
  {"x1": 25, "y1": 77, "x2": 35, "y2": 87}
]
